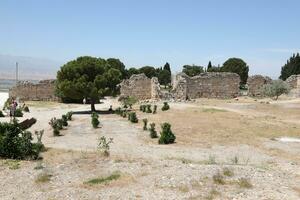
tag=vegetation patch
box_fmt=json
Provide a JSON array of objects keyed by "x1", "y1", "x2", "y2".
[
  {"x1": 35, "y1": 172, "x2": 52, "y2": 183},
  {"x1": 212, "y1": 172, "x2": 225, "y2": 185},
  {"x1": 202, "y1": 108, "x2": 227, "y2": 113},
  {"x1": 84, "y1": 171, "x2": 121, "y2": 185},
  {"x1": 237, "y1": 178, "x2": 253, "y2": 189},
  {"x1": 223, "y1": 167, "x2": 234, "y2": 177},
  {"x1": 4, "y1": 160, "x2": 20, "y2": 170}
]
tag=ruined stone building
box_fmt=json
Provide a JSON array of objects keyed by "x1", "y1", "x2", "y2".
[
  {"x1": 119, "y1": 74, "x2": 162, "y2": 100},
  {"x1": 120, "y1": 72, "x2": 240, "y2": 100},
  {"x1": 247, "y1": 75, "x2": 272, "y2": 96},
  {"x1": 172, "y1": 72, "x2": 240, "y2": 100},
  {"x1": 9, "y1": 80, "x2": 59, "y2": 101},
  {"x1": 286, "y1": 75, "x2": 300, "y2": 97}
]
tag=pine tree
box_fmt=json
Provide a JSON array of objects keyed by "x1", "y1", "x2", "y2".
[
  {"x1": 163, "y1": 62, "x2": 171, "y2": 73},
  {"x1": 207, "y1": 61, "x2": 212, "y2": 70}
]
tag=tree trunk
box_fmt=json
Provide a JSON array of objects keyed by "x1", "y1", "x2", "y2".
[{"x1": 91, "y1": 99, "x2": 96, "y2": 112}]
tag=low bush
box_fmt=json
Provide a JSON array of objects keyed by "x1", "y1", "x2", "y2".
[
  {"x1": 92, "y1": 116, "x2": 99, "y2": 128},
  {"x1": 161, "y1": 102, "x2": 170, "y2": 111},
  {"x1": 92, "y1": 112, "x2": 99, "y2": 119},
  {"x1": 0, "y1": 121, "x2": 43, "y2": 159},
  {"x1": 260, "y1": 80, "x2": 290, "y2": 100},
  {"x1": 213, "y1": 172, "x2": 225, "y2": 185},
  {"x1": 14, "y1": 108, "x2": 23, "y2": 117},
  {"x1": 115, "y1": 107, "x2": 122, "y2": 115},
  {"x1": 158, "y1": 123, "x2": 176, "y2": 144},
  {"x1": 237, "y1": 178, "x2": 252, "y2": 188},
  {"x1": 149, "y1": 123, "x2": 158, "y2": 138},
  {"x1": 49, "y1": 118, "x2": 62, "y2": 136},
  {"x1": 153, "y1": 105, "x2": 157, "y2": 114},
  {"x1": 142, "y1": 105, "x2": 147, "y2": 112},
  {"x1": 139, "y1": 105, "x2": 144, "y2": 111},
  {"x1": 97, "y1": 136, "x2": 113, "y2": 156},
  {"x1": 0, "y1": 110, "x2": 5, "y2": 117},
  {"x1": 142, "y1": 119, "x2": 148, "y2": 130},
  {"x1": 146, "y1": 105, "x2": 152, "y2": 113},
  {"x1": 66, "y1": 111, "x2": 73, "y2": 120},
  {"x1": 129, "y1": 112, "x2": 138, "y2": 123},
  {"x1": 61, "y1": 115, "x2": 68, "y2": 126}
]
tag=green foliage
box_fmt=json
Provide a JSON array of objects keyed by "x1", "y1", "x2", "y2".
[
  {"x1": 221, "y1": 58, "x2": 249, "y2": 85},
  {"x1": 153, "y1": 105, "x2": 157, "y2": 114},
  {"x1": 139, "y1": 66, "x2": 157, "y2": 78},
  {"x1": 207, "y1": 61, "x2": 212, "y2": 71},
  {"x1": 49, "y1": 118, "x2": 62, "y2": 136},
  {"x1": 61, "y1": 115, "x2": 68, "y2": 126},
  {"x1": 158, "y1": 69, "x2": 171, "y2": 87},
  {"x1": 142, "y1": 119, "x2": 148, "y2": 130},
  {"x1": 91, "y1": 113, "x2": 100, "y2": 128},
  {"x1": 14, "y1": 108, "x2": 23, "y2": 117},
  {"x1": 53, "y1": 128, "x2": 60, "y2": 136},
  {"x1": 84, "y1": 171, "x2": 120, "y2": 185},
  {"x1": 146, "y1": 105, "x2": 152, "y2": 113},
  {"x1": 280, "y1": 53, "x2": 300, "y2": 80},
  {"x1": 56, "y1": 56, "x2": 123, "y2": 111},
  {"x1": 213, "y1": 172, "x2": 225, "y2": 185},
  {"x1": 128, "y1": 112, "x2": 138, "y2": 123},
  {"x1": 158, "y1": 123, "x2": 176, "y2": 144},
  {"x1": 142, "y1": 105, "x2": 146, "y2": 112},
  {"x1": 0, "y1": 121, "x2": 42, "y2": 159},
  {"x1": 260, "y1": 80, "x2": 290, "y2": 100},
  {"x1": 163, "y1": 62, "x2": 171, "y2": 73},
  {"x1": 66, "y1": 111, "x2": 73, "y2": 120},
  {"x1": 122, "y1": 96, "x2": 138, "y2": 109},
  {"x1": 0, "y1": 110, "x2": 4, "y2": 117},
  {"x1": 97, "y1": 136, "x2": 113, "y2": 156},
  {"x1": 149, "y1": 123, "x2": 158, "y2": 138},
  {"x1": 182, "y1": 65, "x2": 204, "y2": 76},
  {"x1": 161, "y1": 102, "x2": 170, "y2": 111}
]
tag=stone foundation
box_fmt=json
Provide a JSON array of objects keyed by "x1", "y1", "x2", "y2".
[
  {"x1": 247, "y1": 75, "x2": 272, "y2": 96},
  {"x1": 286, "y1": 75, "x2": 300, "y2": 97},
  {"x1": 9, "y1": 79, "x2": 59, "y2": 101}
]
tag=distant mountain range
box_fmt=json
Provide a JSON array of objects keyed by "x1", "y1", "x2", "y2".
[{"x1": 0, "y1": 54, "x2": 63, "y2": 80}]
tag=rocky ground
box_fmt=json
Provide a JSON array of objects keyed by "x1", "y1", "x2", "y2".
[{"x1": 0, "y1": 97, "x2": 300, "y2": 200}]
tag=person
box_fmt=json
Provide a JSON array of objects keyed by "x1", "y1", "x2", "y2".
[
  {"x1": 9, "y1": 99, "x2": 15, "y2": 121},
  {"x1": 83, "y1": 98, "x2": 86, "y2": 104},
  {"x1": 108, "y1": 105, "x2": 113, "y2": 111}
]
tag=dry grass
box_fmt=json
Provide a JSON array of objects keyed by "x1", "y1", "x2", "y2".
[
  {"x1": 35, "y1": 172, "x2": 52, "y2": 183},
  {"x1": 84, "y1": 171, "x2": 121, "y2": 185},
  {"x1": 237, "y1": 178, "x2": 253, "y2": 189},
  {"x1": 212, "y1": 172, "x2": 225, "y2": 185},
  {"x1": 223, "y1": 167, "x2": 234, "y2": 177}
]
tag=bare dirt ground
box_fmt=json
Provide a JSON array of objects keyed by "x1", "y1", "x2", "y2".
[{"x1": 1, "y1": 96, "x2": 300, "y2": 200}]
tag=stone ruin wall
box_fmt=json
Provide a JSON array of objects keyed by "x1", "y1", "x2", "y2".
[
  {"x1": 9, "y1": 79, "x2": 59, "y2": 101},
  {"x1": 285, "y1": 75, "x2": 300, "y2": 97},
  {"x1": 247, "y1": 75, "x2": 272, "y2": 97},
  {"x1": 172, "y1": 72, "x2": 240, "y2": 100},
  {"x1": 119, "y1": 74, "x2": 161, "y2": 100}
]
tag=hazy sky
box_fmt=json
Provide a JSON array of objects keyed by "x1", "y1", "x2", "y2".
[{"x1": 1, "y1": 0, "x2": 300, "y2": 78}]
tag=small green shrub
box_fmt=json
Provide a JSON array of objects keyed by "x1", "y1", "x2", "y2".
[
  {"x1": 66, "y1": 111, "x2": 73, "y2": 120},
  {"x1": 142, "y1": 105, "x2": 147, "y2": 112},
  {"x1": 92, "y1": 116, "x2": 100, "y2": 128},
  {"x1": 0, "y1": 122, "x2": 43, "y2": 159},
  {"x1": 223, "y1": 167, "x2": 234, "y2": 177},
  {"x1": 56, "y1": 119, "x2": 64, "y2": 129},
  {"x1": 161, "y1": 102, "x2": 170, "y2": 111},
  {"x1": 115, "y1": 107, "x2": 121, "y2": 115},
  {"x1": 53, "y1": 128, "x2": 60, "y2": 136},
  {"x1": 14, "y1": 108, "x2": 23, "y2": 117},
  {"x1": 158, "y1": 123, "x2": 176, "y2": 144},
  {"x1": 121, "y1": 96, "x2": 137, "y2": 109},
  {"x1": 61, "y1": 115, "x2": 68, "y2": 126},
  {"x1": 149, "y1": 123, "x2": 158, "y2": 138},
  {"x1": 35, "y1": 172, "x2": 52, "y2": 183},
  {"x1": 129, "y1": 112, "x2": 138, "y2": 123},
  {"x1": 153, "y1": 105, "x2": 157, "y2": 114},
  {"x1": 92, "y1": 112, "x2": 99, "y2": 119},
  {"x1": 213, "y1": 172, "x2": 225, "y2": 185},
  {"x1": 260, "y1": 80, "x2": 290, "y2": 100},
  {"x1": 0, "y1": 110, "x2": 5, "y2": 117},
  {"x1": 146, "y1": 105, "x2": 152, "y2": 113},
  {"x1": 139, "y1": 105, "x2": 143, "y2": 111},
  {"x1": 142, "y1": 119, "x2": 148, "y2": 130},
  {"x1": 237, "y1": 178, "x2": 252, "y2": 188},
  {"x1": 49, "y1": 118, "x2": 62, "y2": 136},
  {"x1": 97, "y1": 136, "x2": 113, "y2": 156}
]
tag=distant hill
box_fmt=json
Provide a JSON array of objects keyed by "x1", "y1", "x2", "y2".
[{"x1": 0, "y1": 54, "x2": 63, "y2": 80}]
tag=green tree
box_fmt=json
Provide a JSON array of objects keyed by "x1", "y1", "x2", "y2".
[
  {"x1": 56, "y1": 56, "x2": 122, "y2": 111},
  {"x1": 221, "y1": 58, "x2": 249, "y2": 85},
  {"x1": 163, "y1": 62, "x2": 171, "y2": 73},
  {"x1": 127, "y1": 67, "x2": 140, "y2": 77},
  {"x1": 182, "y1": 65, "x2": 204, "y2": 77},
  {"x1": 260, "y1": 80, "x2": 290, "y2": 100},
  {"x1": 158, "y1": 69, "x2": 171, "y2": 87},
  {"x1": 207, "y1": 61, "x2": 212, "y2": 71},
  {"x1": 280, "y1": 53, "x2": 300, "y2": 80},
  {"x1": 139, "y1": 66, "x2": 157, "y2": 78},
  {"x1": 106, "y1": 58, "x2": 127, "y2": 79}
]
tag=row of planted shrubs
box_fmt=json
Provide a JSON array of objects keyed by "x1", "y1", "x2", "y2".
[
  {"x1": 115, "y1": 108, "x2": 175, "y2": 144},
  {"x1": 49, "y1": 111, "x2": 73, "y2": 136},
  {"x1": 139, "y1": 102, "x2": 170, "y2": 114}
]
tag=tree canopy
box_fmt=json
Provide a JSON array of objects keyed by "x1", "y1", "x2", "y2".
[
  {"x1": 139, "y1": 66, "x2": 157, "y2": 78},
  {"x1": 56, "y1": 56, "x2": 122, "y2": 111},
  {"x1": 221, "y1": 58, "x2": 249, "y2": 85},
  {"x1": 182, "y1": 65, "x2": 204, "y2": 77},
  {"x1": 280, "y1": 53, "x2": 300, "y2": 80},
  {"x1": 158, "y1": 69, "x2": 171, "y2": 87},
  {"x1": 207, "y1": 61, "x2": 212, "y2": 71}
]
